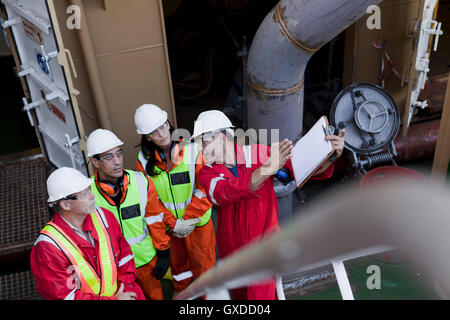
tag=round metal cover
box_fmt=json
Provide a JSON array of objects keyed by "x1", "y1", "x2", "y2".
[{"x1": 330, "y1": 83, "x2": 400, "y2": 155}]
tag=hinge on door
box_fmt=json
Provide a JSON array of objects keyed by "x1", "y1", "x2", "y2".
[
  {"x1": 64, "y1": 134, "x2": 81, "y2": 169},
  {"x1": 36, "y1": 45, "x2": 58, "y2": 81},
  {"x1": 0, "y1": 17, "x2": 18, "y2": 29},
  {"x1": 39, "y1": 44, "x2": 58, "y2": 62},
  {"x1": 22, "y1": 98, "x2": 44, "y2": 127},
  {"x1": 0, "y1": 17, "x2": 16, "y2": 48},
  {"x1": 423, "y1": 20, "x2": 443, "y2": 52},
  {"x1": 17, "y1": 67, "x2": 35, "y2": 78},
  {"x1": 64, "y1": 134, "x2": 80, "y2": 148},
  {"x1": 45, "y1": 89, "x2": 66, "y2": 101}
]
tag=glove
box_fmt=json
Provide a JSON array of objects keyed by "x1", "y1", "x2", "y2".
[
  {"x1": 171, "y1": 230, "x2": 188, "y2": 238},
  {"x1": 153, "y1": 249, "x2": 170, "y2": 280},
  {"x1": 172, "y1": 218, "x2": 202, "y2": 238}
]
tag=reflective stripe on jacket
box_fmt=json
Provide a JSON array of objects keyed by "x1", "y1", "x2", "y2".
[
  {"x1": 40, "y1": 208, "x2": 118, "y2": 296},
  {"x1": 197, "y1": 144, "x2": 334, "y2": 299},
  {"x1": 198, "y1": 144, "x2": 334, "y2": 258},
  {"x1": 137, "y1": 143, "x2": 212, "y2": 226}
]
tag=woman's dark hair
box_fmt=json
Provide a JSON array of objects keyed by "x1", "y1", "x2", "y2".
[
  {"x1": 48, "y1": 204, "x2": 58, "y2": 219},
  {"x1": 138, "y1": 122, "x2": 176, "y2": 176}
]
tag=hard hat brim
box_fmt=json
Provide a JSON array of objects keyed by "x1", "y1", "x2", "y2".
[
  {"x1": 47, "y1": 177, "x2": 94, "y2": 202},
  {"x1": 87, "y1": 141, "x2": 124, "y2": 158},
  {"x1": 136, "y1": 112, "x2": 168, "y2": 135},
  {"x1": 191, "y1": 126, "x2": 235, "y2": 141}
]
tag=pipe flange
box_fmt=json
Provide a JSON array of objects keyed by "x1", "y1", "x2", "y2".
[
  {"x1": 247, "y1": 76, "x2": 305, "y2": 96},
  {"x1": 274, "y1": 4, "x2": 321, "y2": 54}
]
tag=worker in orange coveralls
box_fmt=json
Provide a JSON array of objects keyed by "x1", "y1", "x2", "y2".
[{"x1": 135, "y1": 104, "x2": 216, "y2": 294}]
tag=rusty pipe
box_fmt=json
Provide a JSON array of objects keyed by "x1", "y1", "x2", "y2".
[
  {"x1": 394, "y1": 120, "x2": 440, "y2": 163},
  {"x1": 247, "y1": 0, "x2": 382, "y2": 142},
  {"x1": 69, "y1": 0, "x2": 112, "y2": 131}
]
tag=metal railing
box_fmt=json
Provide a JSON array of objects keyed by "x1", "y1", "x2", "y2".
[{"x1": 175, "y1": 181, "x2": 450, "y2": 300}]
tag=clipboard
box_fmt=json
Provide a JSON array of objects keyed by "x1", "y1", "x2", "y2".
[{"x1": 291, "y1": 115, "x2": 335, "y2": 188}]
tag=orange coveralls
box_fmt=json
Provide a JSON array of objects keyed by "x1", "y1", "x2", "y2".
[{"x1": 137, "y1": 144, "x2": 216, "y2": 293}]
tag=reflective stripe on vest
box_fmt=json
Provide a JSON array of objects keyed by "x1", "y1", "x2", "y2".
[
  {"x1": 91, "y1": 170, "x2": 156, "y2": 268},
  {"x1": 40, "y1": 208, "x2": 118, "y2": 296},
  {"x1": 138, "y1": 143, "x2": 212, "y2": 226}
]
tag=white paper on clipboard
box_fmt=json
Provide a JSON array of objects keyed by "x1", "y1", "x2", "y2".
[{"x1": 291, "y1": 116, "x2": 333, "y2": 188}]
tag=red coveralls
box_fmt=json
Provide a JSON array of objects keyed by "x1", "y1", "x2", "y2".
[
  {"x1": 30, "y1": 209, "x2": 145, "y2": 300},
  {"x1": 197, "y1": 144, "x2": 334, "y2": 300}
]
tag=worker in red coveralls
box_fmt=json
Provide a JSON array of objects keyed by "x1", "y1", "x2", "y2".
[
  {"x1": 30, "y1": 167, "x2": 145, "y2": 300},
  {"x1": 193, "y1": 110, "x2": 345, "y2": 300}
]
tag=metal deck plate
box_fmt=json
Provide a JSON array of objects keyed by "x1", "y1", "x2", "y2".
[
  {"x1": 0, "y1": 270, "x2": 41, "y2": 300},
  {"x1": 0, "y1": 158, "x2": 49, "y2": 256}
]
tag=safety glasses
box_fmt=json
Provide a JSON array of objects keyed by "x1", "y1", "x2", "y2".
[
  {"x1": 147, "y1": 122, "x2": 168, "y2": 137},
  {"x1": 95, "y1": 148, "x2": 123, "y2": 161},
  {"x1": 63, "y1": 188, "x2": 92, "y2": 201}
]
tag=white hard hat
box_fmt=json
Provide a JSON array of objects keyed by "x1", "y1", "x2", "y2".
[
  {"x1": 47, "y1": 167, "x2": 93, "y2": 202},
  {"x1": 192, "y1": 110, "x2": 234, "y2": 139},
  {"x1": 86, "y1": 129, "x2": 124, "y2": 158},
  {"x1": 134, "y1": 104, "x2": 168, "y2": 135}
]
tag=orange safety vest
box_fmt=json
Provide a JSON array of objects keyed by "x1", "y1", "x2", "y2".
[{"x1": 40, "y1": 208, "x2": 118, "y2": 296}]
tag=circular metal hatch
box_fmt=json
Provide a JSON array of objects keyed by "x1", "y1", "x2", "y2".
[{"x1": 330, "y1": 83, "x2": 400, "y2": 155}]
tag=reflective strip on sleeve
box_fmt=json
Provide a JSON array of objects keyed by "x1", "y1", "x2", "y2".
[
  {"x1": 133, "y1": 171, "x2": 149, "y2": 216},
  {"x1": 188, "y1": 143, "x2": 197, "y2": 202},
  {"x1": 145, "y1": 213, "x2": 164, "y2": 225},
  {"x1": 96, "y1": 207, "x2": 109, "y2": 228},
  {"x1": 137, "y1": 151, "x2": 148, "y2": 170},
  {"x1": 163, "y1": 199, "x2": 191, "y2": 211},
  {"x1": 172, "y1": 271, "x2": 194, "y2": 282},
  {"x1": 243, "y1": 145, "x2": 252, "y2": 168},
  {"x1": 126, "y1": 227, "x2": 148, "y2": 246},
  {"x1": 34, "y1": 234, "x2": 59, "y2": 248},
  {"x1": 209, "y1": 177, "x2": 226, "y2": 206},
  {"x1": 64, "y1": 288, "x2": 77, "y2": 300},
  {"x1": 118, "y1": 254, "x2": 135, "y2": 267}
]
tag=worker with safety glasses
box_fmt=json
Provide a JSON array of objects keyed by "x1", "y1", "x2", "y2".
[
  {"x1": 86, "y1": 129, "x2": 172, "y2": 300},
  {"x1": 30, "y1": 167, "x2": 145, "y2": 300},
  {"x1": 134, "y1": 104, "x2": 216, "y2": 296},
  {"x1": 193, "y1": 110, "x2": 345, "y2": 300}
]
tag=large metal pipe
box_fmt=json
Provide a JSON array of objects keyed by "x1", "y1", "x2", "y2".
[
  {"x1": 247, "y1": 0, "x2": 382, "y2": 142},
  {"x1": 394, "y1": 119, "x2": 440, "y2": 163},
  {"x1": 69, "y1": 0, "x2": 112, "y2": 131}
]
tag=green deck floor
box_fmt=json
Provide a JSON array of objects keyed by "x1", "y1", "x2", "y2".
[
  {"x1": 288, "y1": 158, "x2": 442, "y2": 300},
  {"x1": 291, "y1": 255, "x2": 438, "y2": 300}
]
